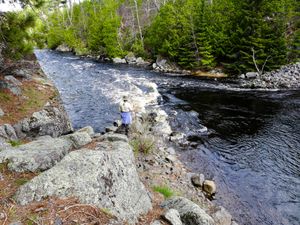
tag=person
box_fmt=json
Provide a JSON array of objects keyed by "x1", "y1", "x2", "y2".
[{"x1": 119, "y1": 95, "x2": 133, "y2": 135}]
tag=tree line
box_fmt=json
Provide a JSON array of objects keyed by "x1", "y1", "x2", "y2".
[{"x1": 1, "y1": 0, "x2": 299, "y2": 75}]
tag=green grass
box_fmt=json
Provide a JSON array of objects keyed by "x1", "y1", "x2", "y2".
[
  {"x1": 14, "y1": 177, "x2": 30, "y2": 186},
  {"x1": 9, "y1": 140, "x2": 22, "y2": 147},
  {"x1": 153, "y1": 185, "x2": 174, "y2": 199},
  {"x1": 0, "y1": 92, "x2": 11, "y2": 102}
]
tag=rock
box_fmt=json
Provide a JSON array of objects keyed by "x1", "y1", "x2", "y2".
[
  {"x1": 166, "y1": 147, "x2": 176, "y2": 155},
  {"x1": 239, "y1": 74, "x2": 245, "y2": 79},
  {"x1": 245, "y1": 72, "x2": 258, "y2": 79},
  {"x1": 162, "y1": 197, "x2": 214, "y2": 225},
  {"x1": 135, "y1": 57, "x2": 150, "y2": 67},
  {"x1": 0, "y1": 124, "x2": 18, "y2": 140},
  {"x1": 211, "y1": 206, "x2": 232, "y2": 225},
  {"x1": 125, "y1": 53, "x2": 137, "y2": 64},
  {"x1": 191, "y1": 174, "x2": 205, "y2": 188},
  {"x1": 8, "y1": 221, "x2": 23, "y2": 225},
  {"x1": 231, "y1": 221, "x2": 239, "y2": 225},
  {"x1": 62, "y1": 131, "x2": 92, "y2": 149},
  {"x1": 56, "y1": 44, "x2": 72, "y2": 52},
  {"x1": 163, "y1": 209, "x2": 183, "y2": 225},
  {"x1": 13, "y1": 69, "x2": 31, "y2": 79},
  {"x1": 76, "y1": 126, "x2": 94, "y2": 136},
  {"x1": 150, "y1": 220, "x2": 163, "y2": 225},
  {"x1": 5, "y1": 75, "x2": 22, "y2": 86},
  {"x1": 0, "y1": 136, "x2": 73, "y2": 172},
  {"x1": 112, "y1": 57, "x2": 126, "y2": 64},
  {"x1": 203, "y1": 180, "x2": 216, "y2": 196},
  {"x1": 170, "y1": 132, "x2": 185, "y2": 142},
  {"x1": 102, "y1": 133, "x2": 128, "y2": 142},
  {"x1": 0, "y1": 107, "x2": 4, "y2": 117},
  {"x1": 15, "y1": 142, "x2": 152, "y2": 224},
  {"x1": 0, "y1": 172, "x2": 4, "y2": 181},
  {"x1": 105, "y1": 126, "x2": 118, "y2": 133},
  {"x1": 14, "y1": 105, "x2": 73, "y2": 139},
  {"x1": 0, "y1": 212, "x2": 5, "y2": 219}
]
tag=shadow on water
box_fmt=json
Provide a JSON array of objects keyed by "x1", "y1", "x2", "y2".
[
  {"x1": 169, "y1": 88, "x2": 300, "y2": 225},
  {"x1": 35, "y1": 49, "x2": 300, "y2": 225}
]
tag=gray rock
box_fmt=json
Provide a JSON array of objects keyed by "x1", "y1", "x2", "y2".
[
  {"x1": 245, "y1": 72, "x2": 258, "y2": 79},
  {"x1": 191, "y1": 174, "x2": 205, "y2": 188},
  {"x1": 15, "y1": 142, "x2": 152, "y2": 224},
  {"x1": 14, "y1": 69, "x2": 31, "y2": 79},
  {"x1": 0, "y1": 124, "x2": 18, "y2": 140},
  {"x1": 0, "y1": 107, "x2": 4, "y2": 117},
  {"x1": 63, "y1": 131, "x2": 92, "y2": 149},
  {"x1": 163, "y1": 209, "x2": 183, "y2": 225},
  {"x1": 8, "y1": 221, "x2": 23, "y2": 225},
  {"x1": 135, "y1": 57, "x2": 150, "y2": 67},
  {"x1": 150, "y1": 220, "x2": 163, "y2": 225},
  {"x1": 77, "y1": 126, "x2": 94, "y2": 136},
  {"x1": 103, "y1": 133, "x2": 128, "y2": 142},
  {"x1": 5, "y1": 75, "x2": 22, "y2": 86},
  {"x1": 15, "y1": 106, "x2": 73, "y2": 139},
  {"x1": 211, "y1": 206, "x2": 232, "y2": 225},
  {"x1": 56, "y1": 44, "x2": 72, "y2": 52},
  {"x1": 112, "y1": 57, "x2": 126, "y2": 64},
  {"x1": 125, "y1": 54, "x2": 137, "y2": 64},
  {"x1": 0, "y1": 137, "x2": 73, "y2": 172},
  {"x1": 162, "y1": 197, "x2": 214, "y2": 225}
]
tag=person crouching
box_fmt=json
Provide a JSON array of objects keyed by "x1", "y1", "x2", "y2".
[{"x1": 119, "y1": 95, "x2": 133, "y2": 135}]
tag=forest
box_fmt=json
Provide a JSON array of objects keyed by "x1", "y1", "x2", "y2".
[{"x1": 0, "y1": 0, "x2": 299, "y2": 75}]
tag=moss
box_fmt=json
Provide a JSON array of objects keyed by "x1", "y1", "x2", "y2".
[
  {"x1": 152, "y1": 185, "x2": 174, "y2": 199},
  {"x1": 9, "y1": 140, "x2": 22, "y2": 147},
  {"x1": 14, "y1": 177, "x2": 30, "y2": 186}
]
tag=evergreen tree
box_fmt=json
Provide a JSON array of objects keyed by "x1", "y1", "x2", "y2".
[{"x1": 224, "y1": 0, "x2": 289, "y2": 74}]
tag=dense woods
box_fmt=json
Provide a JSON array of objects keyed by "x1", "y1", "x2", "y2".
[{"x1": 1, "y1": 0, "x2": 299, "y2": 75}]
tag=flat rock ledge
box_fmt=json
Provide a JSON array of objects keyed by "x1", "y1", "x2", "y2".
[
  {"x1": 0, "y1": 136, "x2": 73, "y2": 172},
  {"x1": 15, "y1": 139, "x2": 152, "y2": 224}
]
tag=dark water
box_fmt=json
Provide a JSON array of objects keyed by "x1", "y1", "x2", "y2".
[{"x1": 35, "y1": 50, "x2": 300, "y2": 225}]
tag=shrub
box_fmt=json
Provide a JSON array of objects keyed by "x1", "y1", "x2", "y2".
[{"x1": 153, "y1": 185, "x2": 174, "y2": 199}]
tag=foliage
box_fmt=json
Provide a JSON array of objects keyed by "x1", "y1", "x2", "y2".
[
  {"x1": 129, "y1": 115, "x2": 156, "y2": 155},
  {"x1": 8, "y1": 140, "x2": 22, "y2": 147},
  {"x1": 152, "y1": 185, "x2": 174, "y2": 198},
  {"x1": 18, "y1": 0, "x2": 300, "y2": 74},
  {"x1": 0, "y1": 11, "x2": 36, "y2": 60}
]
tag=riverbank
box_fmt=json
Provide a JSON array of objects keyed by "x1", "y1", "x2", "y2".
[
  {"x1": 56, "y1": 45, "x2": 300, "y2": 90},
  {"x1": 0, "y1": 52, "x2": 238, "y2": 224}
]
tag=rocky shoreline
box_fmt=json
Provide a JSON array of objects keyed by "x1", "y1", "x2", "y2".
[
  {"x1": 56, "y1": 44, "x2": 300, "y2": 90},
  {"x1": 0, "y1": 53, "x2": 237, "y2": 224},
  {"x1": 239, "y1": 62, "x2": 300, "y2": 89}
]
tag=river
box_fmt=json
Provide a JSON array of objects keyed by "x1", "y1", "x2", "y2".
[{"x1": 35, "y1": 49, "x2": 300, "y2": 225}]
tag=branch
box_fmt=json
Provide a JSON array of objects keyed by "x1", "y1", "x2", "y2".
[{"x1": 251, "y1": 47, "x2": 261, "y2": 75}]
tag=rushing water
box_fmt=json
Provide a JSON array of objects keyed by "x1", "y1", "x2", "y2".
[{"x1": 35, "y1": 50, "x2": 300, "y2": 225}]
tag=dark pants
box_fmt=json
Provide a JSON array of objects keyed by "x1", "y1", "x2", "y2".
[{"x1": 122, "y1": 124, "x2": 130, "y2": 135}]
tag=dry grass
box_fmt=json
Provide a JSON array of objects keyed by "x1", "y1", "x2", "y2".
[{"x1": 0, "y1": 79, "x2": 57, "y2": 125}]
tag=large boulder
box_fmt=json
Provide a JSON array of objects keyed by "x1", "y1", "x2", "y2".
[
  {"x1": 14, "y1": 105, "x2": 73, "y2": 139},
  {"x1": 162, "y1": 197, "x2": 214, "y2": 225},
  {"x1": 15, "y1": 142, "x2": 152, "y2": 224},
  {"x1": 0, "y1": 136, "x2": 73, "y2": 172}
]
